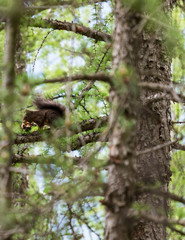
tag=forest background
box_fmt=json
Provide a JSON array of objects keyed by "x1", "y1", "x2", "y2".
[{"x1": 0, "y1": 0, "x2": 185, "y2": 240}]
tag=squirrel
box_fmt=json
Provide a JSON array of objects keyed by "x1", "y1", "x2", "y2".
[{"x1": 21, "y1": 98, "x2": 65, "y2": 130}]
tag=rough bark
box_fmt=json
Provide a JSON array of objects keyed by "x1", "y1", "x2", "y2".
[
  {"x1": 105, "y1": 1, "x2": 139, "y2": 239},
  {"x1": 105, "y1": 1, "x2": 172, "y2": 239},
  {"x1": 133, "y1": 27, "x2": 171, "y2": 240}
]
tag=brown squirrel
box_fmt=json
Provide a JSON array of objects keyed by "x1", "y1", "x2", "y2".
[{"x1": 21, "y1": 98, "x2": 65, "y2": 130}]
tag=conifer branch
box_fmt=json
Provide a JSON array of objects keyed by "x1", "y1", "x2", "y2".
[
  {"x1": 37, "y1": 73, "x2": 112, "y2": 85},
  {"x1": 15, "y1": 116, "x2": 108, "y2": 145},
  {"x1": 29, "y1": 18, "x2": 112, "y2": 42}
]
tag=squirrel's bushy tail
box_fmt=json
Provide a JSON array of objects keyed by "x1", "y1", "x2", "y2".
[{"x1": 34, "y1": 98, "x2": 65, "y2": 117}]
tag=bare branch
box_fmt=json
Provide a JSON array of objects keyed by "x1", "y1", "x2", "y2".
[
  {"x1": 131, "y1": 210, "x2": 185, "y2": 236},
  {"x1": 138, "y1": 187, "x2": 185, "y2": 205},
  {"x1": 143, "y1": 213, "x2": 185, "y2": 228},
  {"x1": 37, "y1": 72, "x2": 112, "y2": 85},
  {"x1": 140, "y1": 82, "x2": 185, "y2": 103},
  {"x1": 136, "y1": 138, "x2": 180, "y2": 156},
  {"x1": 172, "y1": 143, "x2": 185, "y2": 151},
  {"x1": 27, "y1": 0, "x2": 108, "y2": 10},
  {"x1": 172, "y1": 121, "x2": 185, "y2": 124},
  {"x1": 12, "y1": 154, "x2": 89, "y2": 166},
  {"x1": 29, "y1": 18, "x2": 112, "y2": 42}
]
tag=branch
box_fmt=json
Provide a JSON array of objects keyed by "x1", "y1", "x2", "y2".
[
  {"x1": 136, "y1": 139, "x2": 180, "y2": 156},
  {"x1": 131, "y1": 210, "x2": 185, "y2": 236},
  {"x1": 12, "y1": 154, "x2": 88, "y2": 166},
  {"x1": 73, "y1": 116, "x2": 108, "y2": 132},
  {"x1": 37, "y1": 78, "x2": 185, "y2": 104},
  {"x1": 15, "y1": 131, "x2": 44, "y2": 144},
  {"x1": 0, "y1": 1, "x2": 109, "y2": 23},
  {"x1": 172, "y1": 143, "x2": 185, "y2": 151},
  {"x1": 27, "y1": 0, "x2": 108, "y2": 10},
  {"x1": 15, "y1": 116, "x2": 108, "y2": 145},
  {"x1": 15, "y1": 131, "x2": 105, "y2": 150},
  {"x1": 138, "y1": 187, "x2": 185, "y2": 205},
  {"x1": 29, "y1": 18, "x2": 112, "y2": 42},
  {"x1": 70, "y1": 132, "x2": 104, "y2": 151},
  {"x1": 139, "y1": 82, "x2": 185, "y2": 103},
  {"x1": 36, "y1": 72, "x2": 112, "y2": 85}
]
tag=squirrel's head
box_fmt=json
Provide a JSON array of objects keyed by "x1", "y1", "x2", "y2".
[{"x1": 21, "y1": 109, "x2": 35, "y2": 130}]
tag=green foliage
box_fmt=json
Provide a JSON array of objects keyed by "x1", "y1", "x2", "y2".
[
  {"x1": 1, "y1": 0, "x2": 185, "y2": 239},
  {"x1": 168, "y1": 151, "x2": 185, "y2": 239},
  {"x1": 122, "y1": 0, "x2": 162, "y2": 14},
  {"x1": 0, "y1": 2, "x2": 113, "y2": 239}
]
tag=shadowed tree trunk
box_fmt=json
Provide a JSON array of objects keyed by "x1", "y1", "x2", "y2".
[
  {"x1": 12, "y1": 27, "x2": 29, "y2": 207},
  {"x1": 105, "y1": 1, "x2": 172, "y2": 239},
  {"x1": 1, "y1": 1, "x2": 22, "y2": 239}
]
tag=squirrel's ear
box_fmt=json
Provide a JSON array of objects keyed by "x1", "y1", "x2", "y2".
[{"x1": 25, "y1": 109, "x2": 31, "y2": 112}]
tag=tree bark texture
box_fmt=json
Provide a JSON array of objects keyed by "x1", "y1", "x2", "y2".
[{"x1": 105, "y1": 1, "x2": 171, "y2": 240}]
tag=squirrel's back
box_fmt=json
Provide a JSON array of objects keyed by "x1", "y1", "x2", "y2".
[{"x1": 34, "y1": 98, "x2": 65, "y2": 117}]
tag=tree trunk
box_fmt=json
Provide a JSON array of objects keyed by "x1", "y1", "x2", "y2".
[
  {"x1": 12, "y1": 29, "x2": 29, "y2": 207},
  {"x1": 105, "y1": 1, "x2": 171, "y2": 239}
]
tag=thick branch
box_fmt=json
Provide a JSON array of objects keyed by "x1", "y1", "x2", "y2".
[
  {"x1": 38, "y1": 73, "x2": 112, "y2": 85},
  {"x1": 12, "y1": 154, "x2": 88, "y2": 166},
  {"x1": 29, "y1": 18, "x2": 112, "y2": 42},
  {"x1": 15, "y1": 131, "x2": 104, "y2": 150},
  {"x1": 15, "y1": 131, "x2": 44, "y2": 144},
  {"x1": 27, "y1": 0, "x2": 108, "y2": 10},
  {"x1": 15, "y1": 116, "x2": 108, "y2": 145}
]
